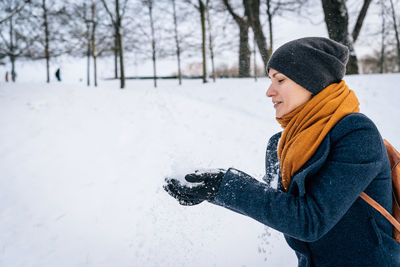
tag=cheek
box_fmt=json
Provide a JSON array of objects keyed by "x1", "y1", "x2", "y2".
[
  {"x1": 280, "y1": 87, "x2": 293, "y2": 106},
  {"x1": 280, "y1": 86, "x2": 304, "y2": 112},
  {"x1": 284, "y1": 99, "x2": 296, "y2": 112}
]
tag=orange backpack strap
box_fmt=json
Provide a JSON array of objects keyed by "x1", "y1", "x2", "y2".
[
  {"x1": 360, "y1": 192, "x2": 400, "y2": 233},
  {"x1": 360, "y1": 139, "x2": 400, "y2": 241}
]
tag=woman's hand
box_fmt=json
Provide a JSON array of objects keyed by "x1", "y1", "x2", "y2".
[{"x1": 163, "y1": 169, "x2": 226, "y2": 206}]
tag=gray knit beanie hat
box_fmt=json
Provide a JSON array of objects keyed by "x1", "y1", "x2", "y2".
[{"x1": 266, "y1": 37, "x2": 349, "y2": 95}]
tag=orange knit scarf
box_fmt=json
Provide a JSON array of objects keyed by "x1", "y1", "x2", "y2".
[{"x1": 276, "y1": 80, "x2": 360, "y2": 191}]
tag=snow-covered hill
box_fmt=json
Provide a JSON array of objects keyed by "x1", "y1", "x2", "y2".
[{"x1": 1, "y1": 74, "x2": 399, "y2": 266}]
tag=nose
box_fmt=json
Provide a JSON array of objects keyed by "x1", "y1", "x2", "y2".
[{"x1": 266, "y1": 84, "x2": 274, "y2": 98}]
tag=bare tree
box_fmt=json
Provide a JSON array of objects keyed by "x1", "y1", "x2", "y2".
[
  {"x1": 379, "y1": 0, "x2": 386, "y2": 74},
  {"x1": 0, "y1": 0, "x2": 34, "y2": 82},
  {"x1": 157, "y1": 0, "x2": 202, "y2": 81},
  {"x1": 0, "y1": 0, "x2": 30, "y2": 24},
  {"x1": 1, "y1": 0, "x2": 67, "y2": 83},
  {"x1": 389, "y1": 0, "x2": 400, "y2": 71},
  {"x1": 266, "y1": 0, "x2": 272, "y2": 52},
  {"x1": 265, "y1": 0, "x2": 307, "y2": 54},
  {"x1": 113, "y1": 32, "x2": 118, "y2": 78},
  {"x1": 171, "y1": 0, "x2": 182, "y2": 84},
  {"x1": 360, "y1": 49, "x2": 399, "y2": 74},
  {"x1": 62, "y1": 0, "x2": 111, "y2": 85},
  {"x1": 253, "y1": 33, "x2": 257, "y2": 81},
  {"x1": 185, "y1": 0, "x2": 208, "y2": 83},
  {"x1": 142, "y1": 0, "x2": 158, "y2": 88},
  {"x1": 222, "y1": 0, "x2": 305, "y2": 76},
  {"x1": 243, "y1": 0, "x2": 269, "y2": 70},
  {"x1": 64, "y1": 1, "x2": 93, "y2": 86},
  {"x1": 70, "y1": 0, "x2": 123, "y2": 82},
  {"x1": 100, "y1": 0, "x2": 127, "y2": 89},
  {"x1": 321, "y1": 0, "x2": 372, "y2": 74},
  {"x1": 6, "y1": 11, "x2": 17, "y2": 81},
  {"x1": 199, "y1": 0, "x2": 207, "y2": 83},
  {"x1": 91, "y1": 1, "x2": 98, "y2": 87},
  {"x1": 1, "y1": 5, "x2": 17, "y2": 81},
  {"x1": 222, "y1": 0, "x2": 250, "y2": 77},
  {"x1": 85, "y1": 1, "x2": 91, "y2": 86},
  {"x1": 206, "y1": 0, "x2": 216, "y2": 82},
  {"x1": 42, "y1": 0, "x2": 51, "y2": 82},
  {"x1": 21, "y1": 0, "x2": 69, "y2": 82}
]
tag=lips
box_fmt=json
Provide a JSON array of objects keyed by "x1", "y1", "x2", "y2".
[{"x1": 273, "y1": 101, "x2": 282, "y2": 108}]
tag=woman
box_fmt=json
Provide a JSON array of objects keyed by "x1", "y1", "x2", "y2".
[{"x1": 164, "y1": 37, "x2": 400, "y2": 266}]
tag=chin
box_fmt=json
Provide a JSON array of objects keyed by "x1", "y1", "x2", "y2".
[{"x1": 276, "y1": 108, "x2": 290, "y2": 118}]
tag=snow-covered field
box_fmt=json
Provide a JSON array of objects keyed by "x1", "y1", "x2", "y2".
[{"x1": 1, "y1": 74, "x2": 400, "y2": 267}]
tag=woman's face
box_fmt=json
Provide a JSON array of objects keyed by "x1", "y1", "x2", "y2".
[{"x1": 266, "y1": 68, "x2": 313, "y2": 118}]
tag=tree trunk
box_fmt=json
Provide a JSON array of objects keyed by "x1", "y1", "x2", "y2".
[
  {"x1": 114, "y1": 33, "x2": 118, "y2": 79},
  {"x1": 238, "y1": 22, "x2": 250, "y2": 77},
  {"x1": 253, "y1": 33, "x2": 257, "y2": 81},
  {"x1": 206, "y1": 0, "x2": 216, "y2": 82},
  {"x1": 148, "y1": 0, "x2": 157, "y2": 88},
  {"x1": 87, "y1": 38, "x2": 90, "y2": 86},
  {"x1": 86, "y1": 3, "x2": 91, "y2": 87},
  {"x1": 42, "y1": 0, "x2": 50, "y2": 82},
  {"x1": 199, "y1": 0, "x2": 207, "y2": 83},
  {"x1": 172, "y1": 0, "x2": 182, "y2": 85},
  {"x1": 222, "y1": 0, "x2": 250, "y2": 77},
  {"x1": 10, "y1": 57, "x2": 16, "y2": 82},
  {"x1": 117, "y1": 29, "x2": 125, "y2": 89},
  {"x1": 389, "y1": 0, "x2": 400, "y2": 72},
  {"x1": 321, "y1": 0, "x2": 358, "y2": 74},
  {"x1": 91, "y1": 2, "x2": 97, "y2": 87},
  {"x1": 100, "y1": 0, "x2": 123, "y2": 84},
  {"x1": 116, "y1": 0, "x2": 125, "y2": 89},
  {"x1": 266, "y1": 0, "x2": 273, "y2": 53},
  {"x1": 9, "y1": 13, "x2": 16, "y2": 82},
  {"x1": 244, "y1": 0, "x2": 270, "y2": 70},
  {"x1": 380, "y1": 0, "x2": 385, "y2": 74}
]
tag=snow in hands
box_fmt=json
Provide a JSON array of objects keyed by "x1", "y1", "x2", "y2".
[{"x1": 164, "y1": 168, "x2": 226, "y2": 206}]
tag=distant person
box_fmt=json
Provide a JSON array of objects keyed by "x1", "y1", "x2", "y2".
[
  {"x1": 55, "y1": 68, "x2": 61, "y2": 82},
  {"x1": 5, "y1": 71, "x2": 8, "y2": 82},
  {"x1": 164, "y1": 37, "x2": 400, "y2": 266}
]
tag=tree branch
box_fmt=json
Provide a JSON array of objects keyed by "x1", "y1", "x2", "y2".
[
  {"x1": 221, "y1": 0, "x2": 242, "y2": 24},
  {"x1": 100, "y1": 0, "x2": 116, "y2": 26},
  {"x1": 352, "y1": 0, "x2": 372, "y2": 42},
  {"x1": 121, "y1": 0, "x2": 129, "y2": 19},
  {"x1": 184, "y1": 0, "x2": 199, "y2": 10},
  {"x1": 0, "y1": 0, "x2": 30, "y2": 24}
]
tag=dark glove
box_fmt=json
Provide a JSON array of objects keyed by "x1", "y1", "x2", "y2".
[{"x1": 163, "y1": 168, "x2": 226, "y2": 206}]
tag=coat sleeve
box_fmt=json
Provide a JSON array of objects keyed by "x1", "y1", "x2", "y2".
[{"x1": 210, "y1": 115, "x2": 386, "y2": 242}]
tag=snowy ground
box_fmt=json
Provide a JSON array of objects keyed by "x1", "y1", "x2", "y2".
[{"x1": 1, "y1": 74, "x2": 400, "y2": 267}]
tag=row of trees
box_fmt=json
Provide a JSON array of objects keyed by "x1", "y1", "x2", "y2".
[
  {"x1": 366, "y1": 0, "x2": 400, "y2": 73},
  {"x1": 1, "y1": 0, "x2": 400, "y2": 88}
]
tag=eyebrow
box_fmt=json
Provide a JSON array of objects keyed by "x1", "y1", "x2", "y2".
[{"x1": 268, "y1": 72, "x2": 281, "y2": 79}]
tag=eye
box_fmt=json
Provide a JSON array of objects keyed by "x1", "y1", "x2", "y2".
[{"x1": 278, "y1": 79, "x2": 284, "y2": 83}]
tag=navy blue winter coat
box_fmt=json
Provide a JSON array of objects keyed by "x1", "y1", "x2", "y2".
[{"x1": 211, "y1": 113, "x2": 400, "y2": 266}]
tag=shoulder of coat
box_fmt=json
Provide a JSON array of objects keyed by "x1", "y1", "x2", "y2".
[
  {"x1": 331, "y1": 112, "x2": 381, "y2": 139},
  {"x1": 336, "y1": 112, "x2": 375, "y2": 127}
]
